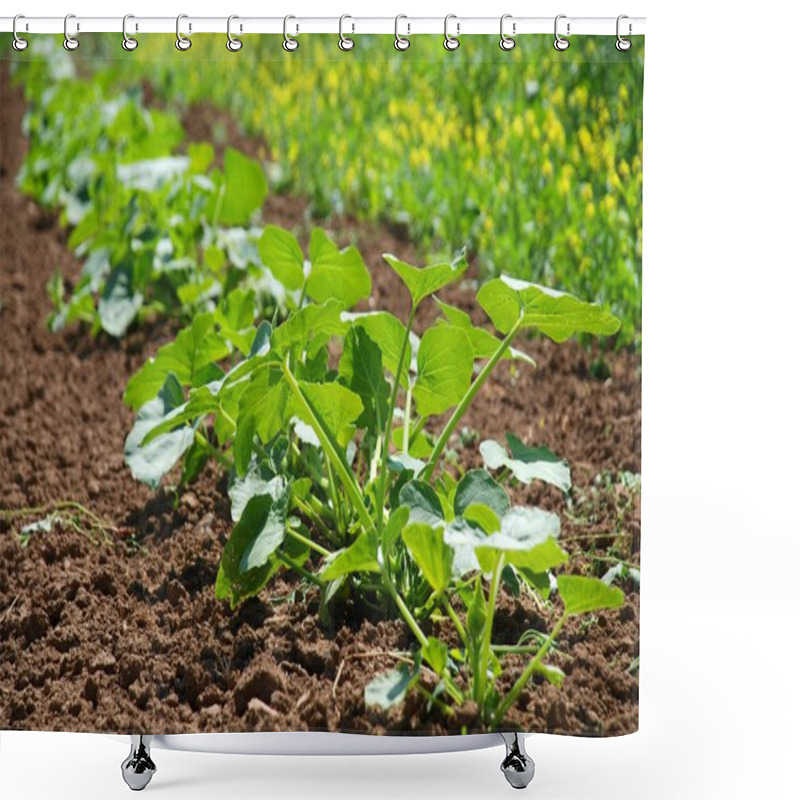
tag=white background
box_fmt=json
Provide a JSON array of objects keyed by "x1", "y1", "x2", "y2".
[{"x1": 2, "y1": 1, "x2": 799, "y2": 798}]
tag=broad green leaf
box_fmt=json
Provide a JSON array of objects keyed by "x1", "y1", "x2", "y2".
[
  {"x1": 257, "y1": 225, "x2": 305, "y2": 290},
  {"x1": 382, "y1": 505, "x2": 410, "y2": 553},
  {"x1": 434, "y1": 298, "x2": 536, "y2": 366},
  {"x1": 480, "y1": 434, "x2": 571, "y2": 492},
  {"x1": 124, "y1": 374, "x2": 194, "y2": 489},
  {"x1": 98, "y1": 266, "x2": 143, "y2": 338},
  {"x1": 248, "y1": 321, "x2": 272, "y2": 357},
  {"x1": 294, "y1": 380, "x2": 363, "y2": 449},
  {"x1": 422, "y1": 637, "x2": 449, "y2": 676},
  {"x1": 339, "y1": 327, "x2": 390, "y2": 434},
  {"x1": 271, "y1": 299, "x2": 346, "y2": 358},
  {"x1": 216, "y1": 148, "x2": 267, "y2": 226},
  {"x1": 307, "y1": 228, "x2": 371, "y2": 309},
  {"x1": 462, "y1": 503, "x2": 501, "y2": 535},
  {"x1": 398, "y1": 481, "x2": 445, "y2": 526},
  {"x1": 345, "y1": 311, "x2": 411, "y2": 387},
  {"x1": 141, "y1": 384, "x2": 219, "y2": 445},
  {"x1": 557, "y1": 575, "x2": 625, "y2": 616},
  {"x1": 214, "y1": 288, "x2": 257, "y2": 355},
  {"x1": 454, "y1": 469, "x2": 511, "y2": 518},
  {"x1": 477, "y1": 276, "x2": 621, "y2": 342},
  {"x1": 391, "y1": 425, "x2": 434, "y2": 457},
  {"x1": 233, "y1": 366, "x2": 291, "y2": 476},
  {"x1": 321, "y1": 533, "x2": 380, "y2": 581},
  {"x1": 124, "y1": 313, "x2": 229, "y2": 409},
  {"x1": 365, "y1": 665, "x2": 416, "y2": 710},
  {"x1": 383, "y1": 252, "x2": 468, "y2": 307},
  {"x1": 216, "y1": 490, "x2": 289, "y2": 608},
  {"x1": 228, "y1": 463, "x2": 286, "y2": 523},
  {"x1": 401, "y1": 522, "x2": 453, "y2": 593},
  {"x1": 414, "y1": 326, "x2": 473, "y2": 417}
]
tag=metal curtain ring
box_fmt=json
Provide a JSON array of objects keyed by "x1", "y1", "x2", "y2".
[
  {"x1": 554, "y1": 14, "x2": 570, "y2": 51},
  {"x1": 227, "y1": 15, "x2": 243, "y2": 51},
  {"x1": 283, "y1": 15, "x2": 299, "y2": 51},
  {"x1": 176, "y1": 14, "x2": 192, "y2": 50},
  {"x1": 339, "y1": 14, "x2": 355, "y2": 51},
  {"x1": 394, "y1": 15, "x2": 410, "y2": 51},
  {"x1": 499, "y1": 14, "x2": 515, "y2": 51},
  {"x1": 63, "y1": 14, "x2": 79, "y2": 51},
  {"x1": 12, "y1": 14, "x2": 29, "y2": 51},
  {"x1": 616, "y1": 14, "x2": 632, "y2": 51},
  {"x1": 444, "y1": 14, "x2": 460, "y2": 51},
  {"x1": 122, "y1": 14, "x2": 138, "y2": 51}
]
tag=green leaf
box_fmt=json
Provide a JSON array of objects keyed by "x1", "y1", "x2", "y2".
[
  {"x1": 257, "y1": 225, "x2": 305, "y2": 290},
  {"x1": 477, "y1": 276, "x2": 621, "y2": 342},
  {"x1": 228, "y1": 463, "x2": 286, "y2": 523},
  {"x1": 382, "y1": 505, "x2": 410, "y2": 553},
  {"x1": 215, "y1": 288, "x2": 257, "y2": 355},
  {"x1": 462, "y1": 503, "x2": 501, "y2": 535},
  {"x1": 124, "y1": 313, "x2": 229, "y2": 409},
  {"x1": 271, "y1": 299, "x2": 346, "y2": 358},
  {"x1": 124, "y1": 374, "x2": 194, "y2": 488},
  {"x1": 480, "y1": 434, "x2": 571, "y2": 492},
  {"x1": 434, "y1": 298, "x2": 535, "y2": 366},
  {"x1": 307, "y1": 228, "x2": 371, "y2": 309},
  {"x1": 293, "y1": 381, "x2": 364, "y2": 449},
  {"x1": 422, "y1": 637, "x2": 449, "y2": 676},
  {"x1": 346, "y1": 311, "x2": 411, "y2": 388},
  {"x1": 98, "y1": 265, "x2": 143, "y2": 338},
  {"x1": 454, "y1": 470, "x2": 511, "y2": 519},
  {"x1": 401, "y1": 522, "x2": 453, "y2": 593},
  {"x1": 216, "y1": 148, "x2": 267, "y2": 226},
  {"x1": 365, "y1": 665, "x2": 416, "y2": 710},
  {"x1": 533, "y1": 662, "x2": 565, "y2": 687},
  {"x1": 398, "y1": 481, "x2": 445, "y2": 526},
  {"x1": 339, "y1": 327, "x2": 390, "y2": 435},
  {"x1": 321, "y1": 533, "x2": 380, "y2": 581},
  {"x1": 413, "y1": 326, "x2": 473, "y2": 418},
  {"x1": 383, "y1": 251, "x2": 468, "y2": 307},
  {"x1": 216, "y1": 490, "x2": 289, "y2": 608},
  {"x1": 557, "y1": 575, "x2": 625, "y2": 616}
]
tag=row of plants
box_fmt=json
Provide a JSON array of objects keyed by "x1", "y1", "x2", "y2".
[
  {"x1": 12, "y1": 51, "x2": 274, "y2": 337},
  {"x1": 11, "y1": 34, "x2": 643, "y2": 345},
  {"x1": 123, "y1": 223, "x2": 626, "y2": 725}
]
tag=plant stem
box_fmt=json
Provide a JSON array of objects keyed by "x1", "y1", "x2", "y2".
[
  {"x1": 376, "y1": 306, "x2": 417, "y2": 533},
  {"x1": 380, "y1": 561, "x2": 428, "y2": 649},
  {"x1": 194, "y1": 430, "x2": 233, "y2": 470},
  {"x1": 285, "y1": 525, "x2": 330, "y2": 558},
  {"x1": 444, "y1": 598, "x2": 467, "y2": 642},
  {"x1": 493, "y1": 612, "x2": 568, "y2": 725},
  {"x1": 280, "y1": 359, "x2": 376, "y2": 536},
  {"x1": 402, "y1": 385, "x2": 413, "y2": 453},
  {"x1": 476, "y1": 556, "x2": 504, "y2": 711},
  {"x1": 421, "y1": 319, "x2": 522, "y2": 482},
  {"x1": 276, "y1": 552, "x2": 323, "y2": 587}
]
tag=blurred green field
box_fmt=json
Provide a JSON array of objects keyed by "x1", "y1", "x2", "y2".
[{"x1": 8, "y1": 33, "x2": 643, "y2": 344}]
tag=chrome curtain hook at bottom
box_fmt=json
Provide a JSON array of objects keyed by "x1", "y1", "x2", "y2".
[
  {"x1": 283, "y1": 15, "x2": 299, "y2": 51},
  {"x1": 176, "y1": 13, "x2": 192, "y2": 50},
  {"x1": 339, "y1": 14, "x2": 355, "y2": 50},
  {"x1": 227, "y1": 15, "x2": 243, "y2": 51},
  {"x1": 554, "y1": 14, "x2": 570, "y2": 51},
  {"x1": 122, "y1": 14, "x2": 138, "y2": 51},
  {"x1": 63, "y1": 13, "x2": 79, "y2": 51},
  {"x1": 12, "y1": 14, "x2": 29, "y2": 51},
  {"x1": 394, "y1": 14, "x2": 410, "y2": 51},
  {"x1": 616, "y1": 14, "x2": 632, "y2": 51},
  {"x1": 499, "y1": 14, "x2": 516, "y2": 50},
  {"x1": 444, "y1": 14, "x2": 460, "y2": 51}
]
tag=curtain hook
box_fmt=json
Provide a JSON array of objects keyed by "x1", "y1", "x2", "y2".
[
  {"x1": 394, "y1": 15, "x2": 410, "y2": 51},
  {"x1": 554, "y1": 14, "x2": 570, "y2": 51},
  {"x1": 339, "y1": 14, "x2": 355, "y2": 51},
  {"x1": 12, "y1": 14, "x2": 29, "y2": 51},
  {"x1": 616, "y1": 14, "x2": 632, "y2": 51},
  {"x1": 63, "y1": 13, "x2": 79, "y2": 51},
  {"x1": 444, "y1": 14, "x2": 460, "y2": 51},
  {"x1": 499, "y1": 14, "x2": 516, "y2": 51},
  {"x1": 227, "y1": 15, "x2": 243, "y2": 51},
  {"x1": 176, "y1": 14, "x2": 192, "y2": 50},
  {"x1": 283, "y1": 15, "x2": 299, "y2": 51},
  {"x1": 122, "y1": 14, "x2": 138, "y2": 51}
]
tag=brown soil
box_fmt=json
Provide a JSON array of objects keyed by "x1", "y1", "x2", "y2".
[{"x1": 0, "y1": 67, "x2": 639, "y2": 737}]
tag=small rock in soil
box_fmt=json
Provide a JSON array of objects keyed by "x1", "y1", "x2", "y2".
[{"x1": 233, "y1": 656, "x2": 285, "y2": 716}]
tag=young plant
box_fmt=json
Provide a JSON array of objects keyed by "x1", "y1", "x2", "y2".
[{"x1": 123, "y1": 225, "x2": 623, "y2": 725}]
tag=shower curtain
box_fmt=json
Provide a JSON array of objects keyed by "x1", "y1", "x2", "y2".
[{"x1": 0, "y1": 30, "x2": 643, "y2": 738}]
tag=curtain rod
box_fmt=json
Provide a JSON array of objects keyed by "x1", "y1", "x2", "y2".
[{"x1": 1, "y1": 16, "x2": 646, "y2": 37}]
